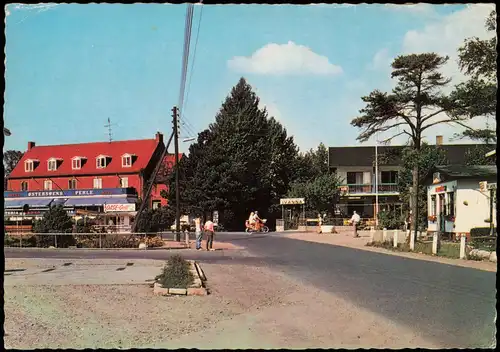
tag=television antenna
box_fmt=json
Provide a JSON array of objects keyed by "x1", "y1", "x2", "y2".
[{"x1": 104, "y1": 118, "x2": 116, "y2": 142}]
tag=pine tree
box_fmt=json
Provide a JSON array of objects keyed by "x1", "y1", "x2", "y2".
[{"x1": 166, "y1": 78, "x2": 300, "y2": 230}]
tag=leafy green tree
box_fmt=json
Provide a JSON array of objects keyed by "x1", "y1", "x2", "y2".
[
  {"x1": 135, "y1": 207, "x2": 175, "y2": 233},
  {"x1": 293, "y1": 143, "x2": 330, "y2": 183},
  {"x1": 166, "y1": 78, "x2": 300, "y2": 230},
  {"x1": 33, "y1": 205, "x2": 75, "y2": 247},
  {"x1": 397, "y1": 144, "x2": 449, "y2": 232},
  {"x1": 463, "y1": 145, "x2": 497, "y2": 166},
  {"x1": 351, "y1": 53, "x2": 468, "y2": 242},
  {"x1": 3, "y1": 150, "x2": 23, "y2": 190},
  {"x1": 288, "y1": 173, "x2": 341, "y2": 217},
  {"x1": 451, "y1": 10, "x2": 497, "y2": 143},
  {"x1": 3, "y1": 150, "x2": 23, "y2": 176}
]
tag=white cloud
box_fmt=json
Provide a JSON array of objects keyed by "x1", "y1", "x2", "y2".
[
  {"x1": 385, "y1": 3, "x2": 434, "y2": 13},
  {"x1": 369, "y1": 48, "x2": 392, "y2": 71},
  {"x1": 401, "y1": 3, "x2": 495, "y2": 88},
  {"x1": 361, "y1": 4, "x2": 497, "y2": 147},
  {"x1": 228, "y1": 41, "x2": 343, "y2": 76}
]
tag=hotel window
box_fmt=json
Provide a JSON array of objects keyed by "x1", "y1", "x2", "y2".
[
  {"x1": 25, "y1": 160, "x2": 34, "y2": 172},
  {"x1": 381, "y1": 171, "x2": 398, "y2": 184},
  {"x1": 48, "y1": 159, "x2": 57, "y2": 171},
  {"x1": 120, "y1": 177, "x2": 128, "y2": 188},
  {"x1": 44, "y1": 180, "x2": 53, "y2": 190},
  {"x1": 21, "y1": 181, "x2": 28, "y2": 191},
  {"x1": 68, "y1": 179, "x2": 77, "y2": 190},
  {"x1": 346, "y1": 172, "x2": 364, "y2": 184},
  {"x1": 96, "y1": 156, "x2": 107, "y2": 169},
  {"x1": 122, "y1": 155, "x2": 132, "y2": 167},
  {"x1": 93, "y1": 177, "x2": 102, "y2": 189},
  {"x1": 72, "y1": 158, "x2": 81, "y2": 170}
]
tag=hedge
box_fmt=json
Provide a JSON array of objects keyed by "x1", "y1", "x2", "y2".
[{"x1": 470, "y1": 227, "x2": 497, "y2": 237}]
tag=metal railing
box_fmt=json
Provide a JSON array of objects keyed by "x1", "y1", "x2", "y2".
[{"x1": 342, "y1": 183, "x2": 399, "y2": 194}]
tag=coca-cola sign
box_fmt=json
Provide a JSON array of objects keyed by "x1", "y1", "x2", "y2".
[{"x1": 104, "y1": 204, "x2": 136, "y2": 212}]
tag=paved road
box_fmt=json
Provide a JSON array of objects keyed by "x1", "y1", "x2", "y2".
[{"x1": 4, "y1": 232, "x2": 496, "y2": 348}]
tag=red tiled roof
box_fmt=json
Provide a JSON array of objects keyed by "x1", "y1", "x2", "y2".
[
  {"x1": 163, "y1": 153, "x2": 183, "y2": 166},
  {"x1": 10, "y1": 138, "x2": 162, "y2": 178}
]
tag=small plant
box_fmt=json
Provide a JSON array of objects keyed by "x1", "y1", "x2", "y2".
[
  {"x1": 144, "y1": 235, "x2": 165, "y2": 248},
  {"x1": 156, "y1": 254, "x2": 195, "y2": 289},
  {"x1": 467, "y1": 253, "x2": 484, "y2": 261}
]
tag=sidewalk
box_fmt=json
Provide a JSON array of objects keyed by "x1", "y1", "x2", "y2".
[{"x1": 283, "y1": 232, "x2": 497, "y2": 272}]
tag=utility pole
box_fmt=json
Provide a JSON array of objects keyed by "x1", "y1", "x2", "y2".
[{"x1": 172, "y1": 106, "x2": 181, "y2": 242}]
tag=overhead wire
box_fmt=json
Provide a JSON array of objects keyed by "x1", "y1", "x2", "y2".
[
  {"x1": 133, "y1": 3, "x2": 198, "y2": 231},
  {"x1": 181, "y1": 3, "x2": 204, "y2": 138}
]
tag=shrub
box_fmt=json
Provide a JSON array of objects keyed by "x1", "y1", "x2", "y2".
[
  {"x1": 144, "y1": 235, "x2": 165, "y2": 248},
  {"x1": 469, "y1": 236, "x2": 497, "y2": 251},
  {"x1": 34, "y1": 234, "x2": 76, "y2": 248},
  {"x1": 3, "y1": 234, "x2": 36, "y2": 247},
  {"x1": 155, "y1": 254, "x2": 194, "y2": 289},
  {"x1": 74, "y1": 234, "x2": 141, "y2": 248},
  {"x1": 470, "y1": 227, "x2": 497, "y2": 237},
  {"x1": 377, "y1": 211, "x2": 405, "y2": 230}
]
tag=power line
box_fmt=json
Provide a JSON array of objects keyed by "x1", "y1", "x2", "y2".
[
  {"x1": 182, "y1": 3, "x2": 204, "y2": 137},
  {"x1": 178, "y1": 4, "x2": 194, "y2": 114}
]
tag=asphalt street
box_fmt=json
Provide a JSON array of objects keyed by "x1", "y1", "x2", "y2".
[{"x1": 4, "y1": 232, "x2": 497, "y2": 348}]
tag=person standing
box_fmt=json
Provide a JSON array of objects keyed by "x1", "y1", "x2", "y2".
[
  {"x1": 350, "y1": 211, "x2": 361, "y2": 238},
  {"x1": 204, "y1": 218, "x2": 215, "y2": 251},
  {"x1": 317, "y1": 213, "x2": 323, "y2": 234},
  {"x1": 194, "y1": 217, "x2": 202, "y2": 250}
]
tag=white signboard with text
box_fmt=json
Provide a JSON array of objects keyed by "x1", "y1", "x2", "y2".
[{"x1": 104, "y1": 204, "x2": 136, "y2": 212}]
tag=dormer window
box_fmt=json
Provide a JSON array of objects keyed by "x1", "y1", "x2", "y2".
[
  {"x1": 96, "y1": 155, "x2": 110, "y2": 169},
  {"x1": 25, "y1": 160, "x2": 34, "y2": 172},
  {"x1": 48, "y1": 158, "x2": 58, "y2": 171},
  {"x1": 72, "y1": 156, "x2": 86, "y2": 170},
  {"x1": 24, "y1": 159, "x2": 39, "y2": 172},
  {"x1": 122, "y1": 153, "x2": 133, "y2": 167}
]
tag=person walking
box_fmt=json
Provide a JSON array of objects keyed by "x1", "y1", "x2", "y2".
[
  {"x1": 204, "y1": 218, "x2": 215, "y2": 251},
  {"x1": 350, "y1": 211, "x2": 361, "y2": 238},
  {"x1": 194, "y1": 217, "x2": 203, "y2": 250}
]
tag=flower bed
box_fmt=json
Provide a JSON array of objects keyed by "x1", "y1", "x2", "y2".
[{"x1": 154, "y1": 255, "x2": 207, "y2": 296}]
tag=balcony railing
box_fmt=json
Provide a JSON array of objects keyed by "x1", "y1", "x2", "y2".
[{"x1": 341, "y1": 183, "x2": 399, "y2": 195}]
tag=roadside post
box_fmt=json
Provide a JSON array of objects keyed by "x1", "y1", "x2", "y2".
[
  {"x1": 432, "y1": 232, "x2": 438, "y2": 255},
  {"x1": 393, "y1": 229, "x2": 398, "y2": 248},
  {"x1": 370, "y1": 227, "x2": 374, "y2": 242},
  {"x1": 460, "y1": 234, "x2": 467, "y2": 259},
  {"x1": 382, "y1": 228, "x2": 387, "y2": 242},
  {"x1": 410, "y1": 230, "x2": 415, "y2": 251}
]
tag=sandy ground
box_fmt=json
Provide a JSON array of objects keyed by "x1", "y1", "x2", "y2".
[
  {"x1": 4, "y1": 257, "x2": 440, "y2": 349},
  {"x1": 283, "y1": 232, "x2": 497, "y2": 272}
]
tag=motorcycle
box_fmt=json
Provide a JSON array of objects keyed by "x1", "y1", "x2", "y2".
[{"x1": 245, "y1": 219, "x2": 269, "y2": 233}]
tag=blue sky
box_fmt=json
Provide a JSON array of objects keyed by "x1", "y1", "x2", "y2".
[{"x1": 4, "y1": 3, "x2": 495, "y2": 154}]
